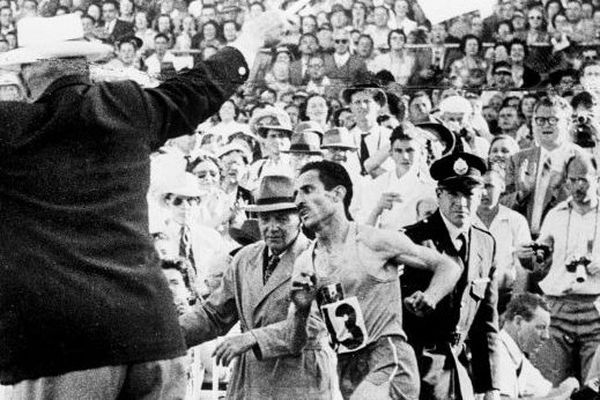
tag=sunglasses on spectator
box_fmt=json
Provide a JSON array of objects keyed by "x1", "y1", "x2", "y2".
[
  {"x1": 528, "y1": 15, "x2": 542, "y2": 20},
  {"x1": 533, "y1": 116, "x2": 560, "y2": 126},
  {"x1": 170, "y1": 196, "x2": 201, "y2": 206},
  {"x1": 334, "y1": 39, "x2": 349, "y2": 44},
  {"x1": 195, "y1": 170, "x2": 219, "y2": 179}
]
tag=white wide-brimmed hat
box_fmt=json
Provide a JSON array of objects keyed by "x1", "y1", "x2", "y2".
[{"x1": 0, "y1": 14, "x2": 113, "y2": 67}]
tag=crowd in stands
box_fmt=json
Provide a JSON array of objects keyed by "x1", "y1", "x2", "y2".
[{"x1": 4, "y1": 0, "x2": 600, "y2": 398}]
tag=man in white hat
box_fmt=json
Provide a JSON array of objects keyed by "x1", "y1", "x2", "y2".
[
  {"x1": 0, "y1": 10, "x2": 287, "y2": 399},
  {"x1": 438, "y1": 95, "x2": 490, "y2": 159},
  {"x1": 181, "y1": 175, "x2": 338, "y2": 399}
]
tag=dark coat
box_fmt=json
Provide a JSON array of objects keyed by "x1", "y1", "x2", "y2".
[
  {"x1": 0, "y1": 47, "x2": 248, "y2": 384},
  {"x1": 107, "y1": 19, "x2": 135, "y2": 44},
  {"x1": 402, "y1": 210, "x2": 500, "y2": 400}
]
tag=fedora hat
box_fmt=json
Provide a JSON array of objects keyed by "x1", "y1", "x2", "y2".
[
  {"x1": 321, "y1": 127, "x2": 357, "y2": 150},
  {"x1": 245, "y1": 175, "x2": 297, "y2": 213},
  {"x1": 215, "y1": 141, "x2": 252, "y2": 163},
  {"x1": 0, "y1": 14, "x2": 113, "y2": 67},
  {"x1": 229, "y1": 219, "x2": 261, "y2": 246},
  {"x1": 282, "y1": 131, "x2": 322, "y2": 155}
]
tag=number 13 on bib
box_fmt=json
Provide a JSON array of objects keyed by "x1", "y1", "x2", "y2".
[{"x1": 320, "y1": 295, "x2": 369, "y2": 354}]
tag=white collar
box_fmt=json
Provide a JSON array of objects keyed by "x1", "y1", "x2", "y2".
[
  {"x1": 439, "y1": 210, "x2": 470, "y2": 242},
  {"x1": 499, "y1": 329, "x2": 524, "y2": 367},
  {"x1": 334, "y1": 52, "x2": 350, "y2": 66}
]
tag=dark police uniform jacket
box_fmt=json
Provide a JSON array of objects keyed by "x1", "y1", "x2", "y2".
[
  {"x1": 402, "y1": 210, "x2": 500, "y2": 400},
  {"x1": 0, "y1": 47, "x2": 248, "y2": 384}
]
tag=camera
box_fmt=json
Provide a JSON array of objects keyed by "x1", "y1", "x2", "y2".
[
  {"x1": 572, "y1": 117, "x2": 598, "y2": 148},
  {"x1": 565, "y1": 256, "x2": 591, "y2": 283},
  {"x1": 528, "y1": 243, "x2": 552, "y2": 264}
]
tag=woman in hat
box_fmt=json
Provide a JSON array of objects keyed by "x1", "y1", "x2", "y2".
[{"x1": 247, "y1": 107, "x2": 295, "y2": 190}]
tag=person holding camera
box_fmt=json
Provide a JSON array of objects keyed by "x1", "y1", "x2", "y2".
[{"x1": 518, "y1": 152, "x2": 600, "y2": 387}]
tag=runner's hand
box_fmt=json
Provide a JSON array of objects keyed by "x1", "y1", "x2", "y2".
[{"x1": 291, "y1": 271, "x2": 317, "y2": 310}]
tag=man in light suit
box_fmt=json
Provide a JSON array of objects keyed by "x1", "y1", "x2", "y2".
[
  {"x1": 503, "y1": 96, "x2": 580, "y2": 238},
  {"x1": 180, "y1": 175, "x2": 337, "y2": 400},
  {"x1": 402, "y1": 149, "x2": 501, "y2": 400}
]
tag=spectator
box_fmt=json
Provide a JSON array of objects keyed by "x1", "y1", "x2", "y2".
[
  {"x1": 329, "y1": 4, "x2": 349, "y2": 30},
  {"x1": 509, "y1": 39, "x2": 540, "y2": 88},
  {"x1": 389, "y1": 0, "x2": 416, "y2": 34},
  {"x1": 522, "y1": 151, "x2": 600, "y2": 386},
  {"x1": 289, "y1": 33, "x2": 319, "y2": 86},
  {"x1": 355, "y1": 33, "x2": 375, "y2": 63},
  {"x1": 0, "y1": 6, "x2": 13, "y2": 36},
  {"x1": 359, "y1": 124, "x2": 435, "y2": 230},
  {"x1": 300, "y1": 14, "x2": 317, "y2": 34},
  {"x1": 343, "y1": 80, "x2": 394, "y2": 177},
  {"x1": 512, "y1": 10, "x2": 528, "y2": 40},
  {"x1": 408, "y1": 91, "x2": 433, "y2": 124},
  {"x1": 482, "y1": 0, "x2": 515, "y2": 42},
  {"x1": 264, "y1": 60, "x2": 294, "y2": 101},
  {"x1": 208, "y1": 99, "x2": 251, "y2": 141},
  {"x1": 134, "y1": 10, "x2": 156, "y2": 53},
  {"x1": 247, "y1": 107, "x2": 294, "y2": 190},
  {"x1": 118, "y1": 0, "x2": 135, "y2": 24},
  {"x1": 364, "y1": 5, "x2": 391, "y2": 51},
  {"x1": 475, "y1": 168, "x2": 531, "y2": 312},
  {"x1": 215, "y1": 142, "x2": 254, "y2": 224},
  {"x1": 145, "y1": 32, "x2": 192, "y2": 79},
  {"x1": 369, "y1": 29, "x2": 420, "y2": 86},
  {"x1": 100, "y1": 0, "x2": 134, "y2": 44},
  {"x1": 191, "y1": 20, "x2": 223, "y2": 51},
  {"x1": 302, "y1": 93, "x2": 330, "y2": 130},
  {"x1": 526, "y1": 4, "x2": 551, "y2": 45},
  {"x1": 504, "y1": 96, "x2": 580, "y2": 236},
  {"x1": 498, "y1": 293, "x2": 581, "y2": 398},
  {"x1": 490, "y1": 61, "x2": 515, "y2": 91},
  {"x1": 488, "y1": 134, "x2": 520, "y2": 172},
  {"x1": 449, "y1": 34, "x2": 488, "y2": 88},
  {"x1": 316, "y1": 24, "x2": 334, "y2": 53},
  {"x1": 174, "y1": 14, "x2": 196, "y2": 50},
  {"x1": 497, "y1": 104, "x2": 522, "y2": 140},
  {"x1": 350, "y1": 0, "x2": 367, "y2": 30},
  {"x1": 81, "y1": 14, "x2": 102, "y2": 43},
  {"x1": 222, "y1": 19, "x2": 239, "y2": 44},
  {"x1": 305, "y1": 54, "x2": 333, "y2": 98},
  {"x1": 323, "y1": 29, "x2": 368, "y2": 97}
]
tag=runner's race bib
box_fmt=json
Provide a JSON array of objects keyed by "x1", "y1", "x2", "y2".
[{"x1": 317, "y1": 284, "x2": 369, "y2": 354}]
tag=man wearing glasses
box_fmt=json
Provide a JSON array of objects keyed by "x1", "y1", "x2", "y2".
[
  {"x1": 323, "y1": 29, "x2": 368, "y2": 98},
  {"x1": 504, "y1": 97, "x2": 580, "y2": 239}
]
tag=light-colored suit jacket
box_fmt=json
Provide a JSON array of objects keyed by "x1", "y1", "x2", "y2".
[
  {"x1": 503, "y1": 144, "x2": 578, "y2": 230},
  {"x1": 180, "y1": 234, "x2": 336, "y2": 400}
]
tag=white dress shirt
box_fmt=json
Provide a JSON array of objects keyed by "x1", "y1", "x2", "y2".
[
  {"x1": 497, "y1": 329, "x2": 553, "y2": 398},
  {"x1": 358, "y1": 168, "x2": 435, "y2": 230},
  {"x1": 439, "y1": 210, "x2": 470, "y2": 252},
  {"x1": 333, "y1": 52, "x2": 351, "y2": 68},
  {"x1": 475, "y1": 205, "x2": 531, "y2": 290},
  {"x1": 538, "y1": 198, "x2": 600, "y2": 296}
]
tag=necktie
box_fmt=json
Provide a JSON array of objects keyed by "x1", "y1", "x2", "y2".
[
  {"x1": 531, "y1": 155, "x2": 553, "y2": 234},
  {"x1": 457, "y1": 233, "x2": 467, "y2": 265},
  {"x1": 359, "y1": 133, "x2": 370, "y2": 174},
  {"x1": 263, "y1": 254, "x2": 280, "y2": 285},
  {"x1": 179, "y1": 225, "x2": 196, "y2": 274}
]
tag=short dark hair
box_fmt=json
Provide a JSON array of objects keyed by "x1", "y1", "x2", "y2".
[
  {"x1": 459, "y1": 34, "x2": 481, "y2": 54},
  {"x1": 389, "y1": 125, "x2": 418, "y2": 145},
  {"x1": 504, "y1": 293, "x2": 550, "y2": 322},
  {"x1": 533, "y1": 96, "x2": 572, "y2": 118},
  {"x1": 154, "y1": 32, "x2": 169, "y2": 42},
  {"x1": 387, "y1": 29, "x2": 406, "y2": 48},
  {"x1": 160, "y1": 258, "x2": 198, "y2": 301},
  {"x1": 299, "y1": 160, "x2": 354, "y2": 220},
  {"x1": 102, "y1": 0, "x2": 119, "y2": 10},
  {"x1": 571, "y1": 91, "x2": 596, "y2": 110},
  {"x1": 509, "y1": 38, "x2": 528, "y2": 58}
]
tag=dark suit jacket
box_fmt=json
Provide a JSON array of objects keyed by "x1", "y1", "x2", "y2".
[
  {"x1": 107, "y1": 19, "x2": 134, "y2": 44},
  {"x1": 322, "y1": 53, "x2": 367, "y2": 88},
  {"x1": 289, "y1": 58, "x2": 307, "y2": 86},
  {"x1": 0, "y1": 47, "x2": 248, "y2": 384},
  {"x1": 402, "y1": 210, "x2": 500, "y2": 398}
]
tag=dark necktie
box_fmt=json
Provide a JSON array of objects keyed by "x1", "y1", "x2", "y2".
[
  {"x1": 359, "y1": 133, "x2": 370, "y2": 174},
  {"x1": 457, "y1": 233, "x2": 467, "y2": 265},
  {"x1": 179, "y1": 225, "x2": 196, "y2": 274},
  {"x1": 264, "y1": 254, "x2": 280, "y2": 285}
]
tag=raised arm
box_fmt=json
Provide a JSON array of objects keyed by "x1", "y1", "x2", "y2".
[{"x1": 357, "y1": 226, "x2": 463, "y2": 313}]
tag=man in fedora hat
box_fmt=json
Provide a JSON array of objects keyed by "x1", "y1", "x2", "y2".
[
  {"x1": 181, "y1": 175, "x2": 338, "y2": 399},
  {"x1": 289, "y1": 160, "x2": 464, "y2": 400},
  {"x1": 0, "y1": 10, "x2": 287, "y2": 399},
  {"x1": 401, "y1": 149, "x2": 501, "y2": 400},
  {"x1": 282, "y1": 130, "x2": 323, "y2": 176}
]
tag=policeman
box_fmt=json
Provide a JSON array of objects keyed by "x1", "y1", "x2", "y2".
[{"x1": 402, "y1": 146, "x2": 501, "y2": 400}]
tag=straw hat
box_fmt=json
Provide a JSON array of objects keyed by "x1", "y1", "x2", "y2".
[
  {"x1": 0, "y1": 14, "x2": 113, "y2": 67},
  {"x1": 281, "y1": 131, "x2": 322, "y2": 155}
]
